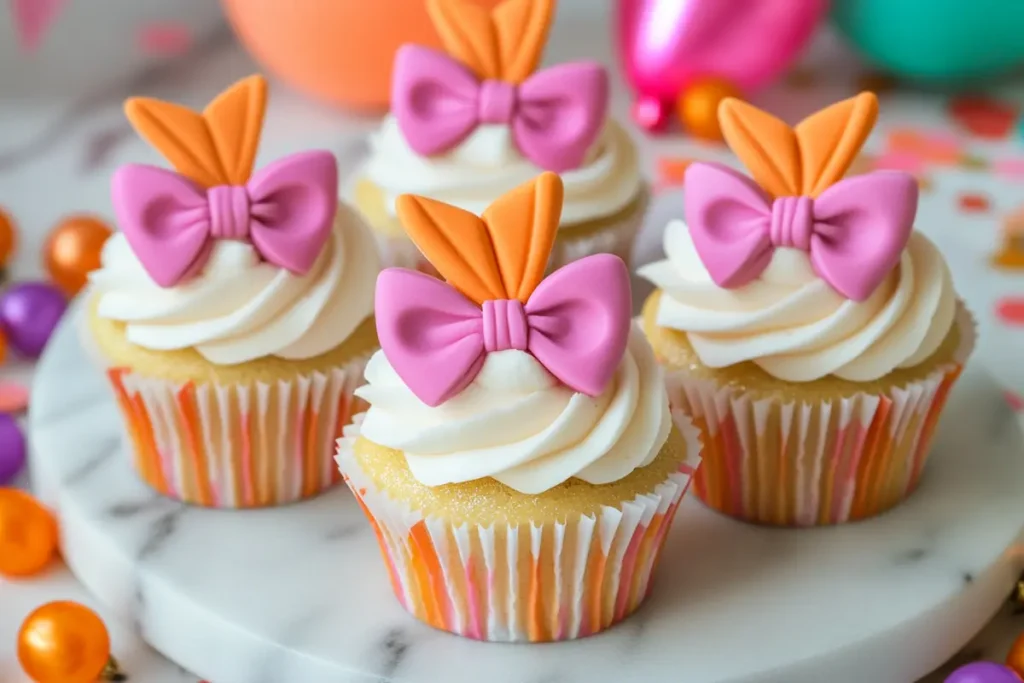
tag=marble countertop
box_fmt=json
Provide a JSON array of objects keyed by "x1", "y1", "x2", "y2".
[{"x1": 1, "y1": 2, "x2": 1024, "y2": 681}]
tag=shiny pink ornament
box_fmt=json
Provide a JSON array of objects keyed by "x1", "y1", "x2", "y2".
[{"x1": 616, "y1": 0, "x2": 827, "y2": 132}]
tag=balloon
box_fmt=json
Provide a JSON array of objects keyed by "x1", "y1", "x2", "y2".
[
  {"x1": 616, "y1": 0, "x2": 827, "y2": 132},
  {"x1": 18, "y1": 601, "x2": 111, "y2": 683},
  {"x1": 44, "y1": 215, "x2": 112, "y2": 296},
  {"x1": 0, "y1": 488, "x2": 57, "y2": 577},
  {"x1": 222, "y1": 0, "x2": 504, "y2": 112},
  {"x1": 944, "y1": 661, "x2": 1023, "y2": 683},
  {"x1": 0, "y1": 414, "x2": 26, "y2": 485},
  {"x1": 0, "y1": 282, "x2": 67, "y2": 358},
  {"x1": 832, "y1": 0, "x2": 1024, "y2": 84}
]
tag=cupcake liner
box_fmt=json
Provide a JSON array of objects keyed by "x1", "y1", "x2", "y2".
[
  {"x1": 549, "y1": 189, "x2": 649, "y2": 272},
  {"x1": 372, "y1": 229, "x2": 438, "y2": 275},
  {"x1": 336, "y1": 414, "x2": 700, "y2": 642},
  {"x1": 663, "y1": 303, "x2": 976, "y2": 527},
  {"x1": 104, "y1": 356, "x2": 369, "y2": 508}
]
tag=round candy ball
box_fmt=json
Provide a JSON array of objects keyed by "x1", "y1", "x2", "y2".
[
  {"x1": 0, "y1": 207, "x2": 18, "y2": 268},
  {"x1": 677, "y1": 77, "x2": 742, "y2": 142},
  {"x1": 1007, "y1": 631, "x2": 1024, "y2": 676},
  {"x1": 44, "y1": 215, "x2": 112, "y2": 297},
  {"x1": 0, "y1": 414, "x2": 26, "y2": 485},
  {"x1": 945, "y1": 661, "x2": 1023, "y2": 683},
  {"x1": 0, "y1": 489, "x2": 57, "y2": 577},
  {"x1": 0, "y1": 282, "x2": 68, "y2": 358},
  {"x1": 18, "y1": 601, "x2": 110, "y2": 683}
]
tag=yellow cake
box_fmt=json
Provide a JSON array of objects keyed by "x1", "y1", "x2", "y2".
[
  {"x1": 87, "y1": 76, "x2": 380, "y2": 508},
  {"x1": 336, "y1": 173, "x2": 702, "y2": 642},
  {"x1": 636, "y1": 93, "x2": 975, "y2": 526}
]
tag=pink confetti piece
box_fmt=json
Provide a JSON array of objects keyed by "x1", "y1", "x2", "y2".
[
  {"x1": 11, "y1": 0, "x2": 69, "y2": 52},
  {"x1": 995, "y1": 296, "x2": 1024, "y2": 326},
  {"x1": 872, "y1": 151, "x2": 926, "y2": 174},
  {"x1": 992, "y1": 158, "x2": 1024, "y2": 177},
  {"x1": 1004, "y1": 390, "x2": 1024, "y2": 413},
  {"x1": 136, "y1": 22, "x2": 194, "y2": 57},
  {"x1": 0, "y1": 382, "x2": 30, "y2": 414}
]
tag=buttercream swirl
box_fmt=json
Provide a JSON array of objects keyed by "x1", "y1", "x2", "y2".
[
  {"x1": 355, "y1": 325, "x2": 671, "y2": 494},
  {"x1": 362, "y1": 117, "x2": 642, "y2": 226},
  {"x1": 89, "y1": 203, "x2": 379, "y2": 365},
  {"x1": 638, "y1": 220, "x2": 958, "y2": 382}
]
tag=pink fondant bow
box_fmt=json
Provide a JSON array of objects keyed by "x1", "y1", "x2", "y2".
[
  {"x1": 684, "y1": 163, "x2": 918, "y2": 301},
  {"x1": 112, "y1": 150, "x2": 338, "y2": 287},
  {"x1": 376, "y1": 254, "x2": 632, "y2": 407},
  {"x1": 391, "y1": 45, "x2": 609, "y2": 173}
]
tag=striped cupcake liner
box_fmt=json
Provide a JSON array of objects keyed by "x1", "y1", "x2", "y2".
[
  {"x1": 105, "y1": 357, "x2": 368, "y2": 508},
  {"x1": 336, "y1": 414, "x2": 700, "y2": 642},
  {"x1": 372, "y1": 229, "x2": 438, "y2": 274},
  {"x1": 664, "y1": 304, "x2": 976, "y2": 527}
]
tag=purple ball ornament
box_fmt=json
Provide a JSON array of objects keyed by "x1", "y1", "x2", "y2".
[
  {"x1": 0, "y1": 282, "x2": 68, "y2": 358},
  {"x1": 0, "y1": 413, "x2": 26, "y2": 485},
  {"x1": 945, "y1": 662, "x2": 1024, "y2": 683}
]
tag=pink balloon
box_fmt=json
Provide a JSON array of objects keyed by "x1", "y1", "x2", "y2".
[{"x1": 616, "y1": 0, "x2": 826, "y2": 130}]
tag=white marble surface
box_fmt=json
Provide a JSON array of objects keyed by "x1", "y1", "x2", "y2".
[
  {"x1": 25, "y1": 300, "x2": 1024, "y2": 683},
  {"x1": 3, "y1": 1, "x2": 1024, "y2": 682}
]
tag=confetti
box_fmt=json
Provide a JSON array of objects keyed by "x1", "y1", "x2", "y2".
[
  {"x1": 948, "y1": 96, "x2": 1019, "y2": 139},
  {"x1": 654, "y1": 156, "x2": 694, "y2": 191},
  {"x1": 873, "y1": 151, "x2": 926, "y2": 173},
  {"x1": 136, "y1": 22, "x2": 193, "y2": 56},
  {"x1": 1005, "y1": 391, "x2": 1024, "y2": 413},
  {"x1": 995, "y1": 296, "x2": 1024, "y2": 325},
  {"x1": 11, "y1": 0, "x2": 68, "y2": 51},
  {"x1": 0, "y1": 382, "x2": 29, "y2": 414},
  {"x1": 886, "y1": 128, "x2": 963, "y2": 164},
  {"x1": 992, "y1": 158, "x2": 1024, "y2": 177},
  {"x1": 958, "y1": 192, "x2": 991, "y2": 213}
]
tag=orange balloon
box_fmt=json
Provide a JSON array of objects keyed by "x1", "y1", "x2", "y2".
[
  {"x1": 677, "y1": 77, "x2": 743, "y2": 142},
  {"x1": 44, "y1": 215, "x2": 112, "y2": 297},
  {"x1": 0, "y1": 206, "x2": 18, "y2": 267},
  {"x1": 1007, "y1": 631, "x2": 1024, "y2": 677},
  {"x1": 0, "y1": 489, "x2": 58, "y2": 577},
  {"x1": 221, "y1": 0, "x2": 503, "y2": 112},
  {"x1": 18, "y1": 601, "x2": 110, "y2": 683}
]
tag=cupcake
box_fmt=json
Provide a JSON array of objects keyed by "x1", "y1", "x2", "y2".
[
  {"x1": 352, "y1": 0, "x2": 647, "y2": 273},
  {"x1": 638, "y1": 92, "x2": 975, "y2": 527},
  {"x1": 87, "y1": 75, "x2": 380, "y2": 508},
  {"x1": 337, "y1": 173, "x2": 700, "y2": 642}
]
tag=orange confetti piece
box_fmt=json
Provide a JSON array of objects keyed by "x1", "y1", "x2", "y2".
[
  {"x1": 656, "y1": 156, "x2": 693, "y2": 188},
  {"x1": 948, "y1": 96, "x2": 1019, "y2": 139},
  {"x1": 958, "y1": 192, "x2": 991, "y2": 213}
]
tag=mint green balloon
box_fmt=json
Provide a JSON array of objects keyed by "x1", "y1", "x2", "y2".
[{"x1": 832, "y1": 0, "x2": 1024, "y2": 83}]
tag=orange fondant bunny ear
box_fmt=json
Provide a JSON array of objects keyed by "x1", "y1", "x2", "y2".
[
  {"x1": 718, "y1": 97, "x2": 801, "y2": 198},
  {"x1": 482, "y1": 171, "x2": 561, "y2": 300},
  {"x1": 396, "y1": 195, "x2": 507, "y2": 305},
  {"x1": 426, "y1": 0, "x2": 554, "y2": 83},
  {"x1": 795, "y1": 92, "x2": 878, "y2": 197},
  {"x1": 396, "y1": 173, "x2": 563, "y2": 305},
  {"x1": 124, "y1": 75, "x2": 267, "y2": 188}
]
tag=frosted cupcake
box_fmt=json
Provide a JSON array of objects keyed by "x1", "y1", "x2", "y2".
[
  {"x1": 87, "y1": 76, "x2": 380, "y2": 508},
  {"x1": 352, "y1": 0, "x2": 646, "y2": 272},
  {"x1": 337, "y1": 173, "x2": 700, "y2": 642},
  {"x1": 638, "y1": 93, "x2": 975, "y2": 527}
]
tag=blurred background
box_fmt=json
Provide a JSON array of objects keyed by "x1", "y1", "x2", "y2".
[{"x1": 2, "y1": 1, "x2": 1024, "y2": 681}]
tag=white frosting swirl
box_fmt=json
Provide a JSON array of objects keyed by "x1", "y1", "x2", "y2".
[
  {"x1": 362, "y1": 117, "x2": 642, "y2": 226},
  {"x1": 89, "y1": 203, "x2": 379, "y2": 365},
  {"x1": 355, "y1": 325, "x2": 671, "y2": 495},
  {"x1": 638, "y1": 220, "x2": 958, "y2": 382}
]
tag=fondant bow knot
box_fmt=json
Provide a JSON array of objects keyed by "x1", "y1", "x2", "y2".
[
  {"x1": 684, "y1": 163, "x2": 918, "y2": 301},
  {"x1": 112, "y1": 150, "x2": 338, "y2": 288},
  {"x1": 391, "y1": 45, "x2": 609, "y2": 173},
  {"x1": 376, "y1": 254, "x2": 632, "y2": 407}
]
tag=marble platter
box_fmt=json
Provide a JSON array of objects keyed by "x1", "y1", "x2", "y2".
[{"x1": 27, "y1": 302, "x2": 1024, "y2": 683}]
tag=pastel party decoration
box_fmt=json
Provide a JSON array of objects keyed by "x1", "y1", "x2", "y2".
[
  {"x1": 683, "y1": 92, "x2": 914, "y2": 302},
  {"x1": 18, "y1": 601, "x2": 116, "y2": 683},
  {"x1": 392, "y1": 47, "x2": 608, "y2": 172},
  {"x1": 377, "y1": 172, "x2": 632, "y2": 407},
  {"x1": 616, "y1": 0, "x2": 826, "y2": 132},
  {"x1": 684, "y1": 163, "x2": 916, "y2": 301},
  {"x1": 113, "y1": 151, "x2": 338, "y2": 287},
  {"x1": 943, "y1": 661, "x2": 1024, "y2": 683},
  {"x1": 832, "y1": 0, "x2": 1024, "y2": 84},
  {"x1": 391, "y1": 0, "x2": 607, "y2": 172},
  {"x1": 0, "y1": 282, "x2": 68, "y2": 358},
  {"x1": 114, "y1": 74, "x2": 337, "y2": 287}
]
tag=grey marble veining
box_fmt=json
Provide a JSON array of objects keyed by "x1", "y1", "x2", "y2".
[{"x1": 27, "y1": 303, "x2": 1024, "y2": 683}]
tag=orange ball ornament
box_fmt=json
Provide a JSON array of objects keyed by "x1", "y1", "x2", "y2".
[
  {"x1": 44, "y1": 215, "x2": 112, "y2": 297},
  {"x1": 0, "y1": 489, "x2": 57, "y2": 577},
  {"x1": 677, "y1": 77, "x2": 743, "y2": 142},
  {"x1": 1007, "y1": 631, "x2": 1024, "y2": 677},
  {"x1": 18, "y1": 601, "x2": 112, "y2": 683},
  {"x1": 0, "y1": 206, "x2": 18, "y2": 268}
]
